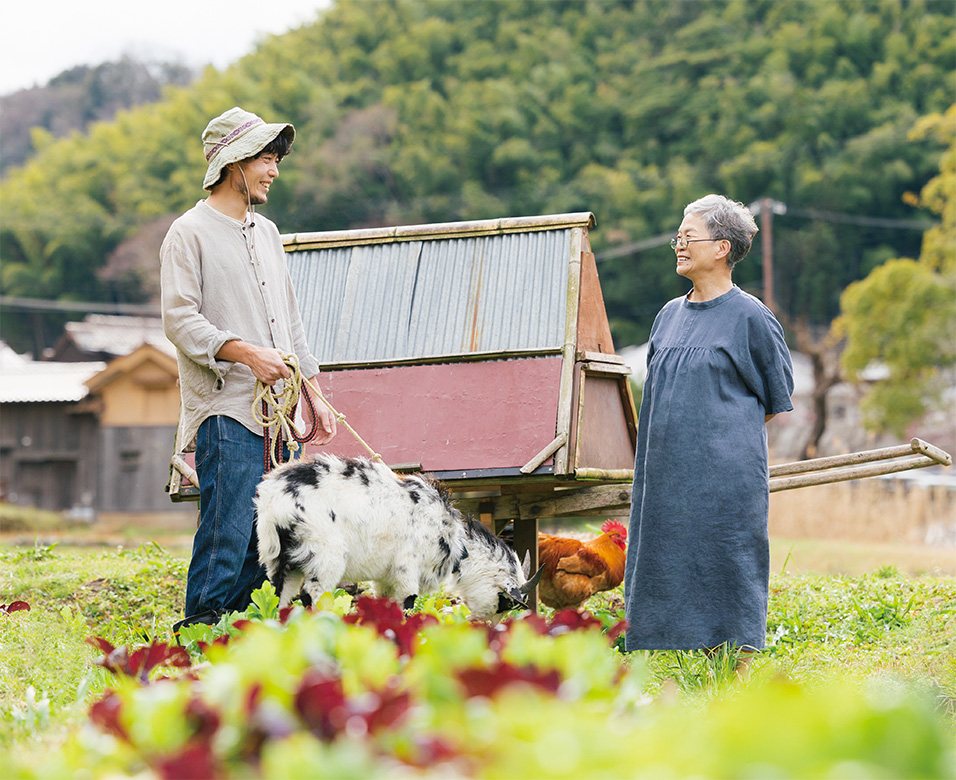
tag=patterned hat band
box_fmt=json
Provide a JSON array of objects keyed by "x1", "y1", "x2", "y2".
[
  {"x1": 204, "y1": 118, "x2": 266, "y2": 162},
  {"x1": 201, "y1": 107, "x2": 294, "y2": 191}
]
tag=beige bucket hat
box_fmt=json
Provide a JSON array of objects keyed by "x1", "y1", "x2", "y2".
[{"x1": 202, "y1": 106, "x2": 295, "y2": 191}]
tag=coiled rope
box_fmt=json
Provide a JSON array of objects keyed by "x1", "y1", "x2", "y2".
[{"x1": 252, "y1": 353, "x2": 382, "y2": 471}]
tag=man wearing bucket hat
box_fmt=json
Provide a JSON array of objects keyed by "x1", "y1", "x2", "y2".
[{"x1": 161, "y1": 107, "x2": 337, "y2": 636}]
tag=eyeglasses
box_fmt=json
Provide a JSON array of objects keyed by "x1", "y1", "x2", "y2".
[{"x1": 670, "y1": 236, "x2": 724, "y2": 250}]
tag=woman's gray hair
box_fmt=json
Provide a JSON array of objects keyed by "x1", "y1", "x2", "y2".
[{"x1": 684, "y1": 194, "x2": 758, "y2": 268}]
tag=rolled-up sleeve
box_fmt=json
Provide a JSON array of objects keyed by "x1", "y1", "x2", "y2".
[{"x1": 161, "y1": 237, "x2": 239, "y2": 388}]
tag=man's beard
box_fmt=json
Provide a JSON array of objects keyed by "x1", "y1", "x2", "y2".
[{"x1": 234, "y1": 175, "x2": 267, "y2": 206}]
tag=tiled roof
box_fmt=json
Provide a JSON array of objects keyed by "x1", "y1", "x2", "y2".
[
  {"x1": 60, "y1": 315, "x2": 174, "y2": 357},
  {"x1": 0, "y1": 340, "x2": 29, "y2": 368},
  {"x1": 0, "y1": 361, "x2": 107, "y2": 403}
]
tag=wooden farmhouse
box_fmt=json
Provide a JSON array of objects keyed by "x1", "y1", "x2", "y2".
[
  {"x1": 1, "y1": 340, "x2": 194, "y2": 526},
  {"x1": 84, "y1": 344, "x2": 192, "y2": 524},
  {"x1": 0, "y1": 359, "x2": 104, "y2": 512},
  {"x1": 170, "y1": 211, "x2": 638, "y2": 573}
]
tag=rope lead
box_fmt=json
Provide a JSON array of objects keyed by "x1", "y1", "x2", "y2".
[{"x1": 253, "y1": 353, "x2": 382, "y2": 471}]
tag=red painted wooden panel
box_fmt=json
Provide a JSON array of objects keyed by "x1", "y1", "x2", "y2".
[{"x1": 306, "y1": 357, "x2": 563, "y2": 472}]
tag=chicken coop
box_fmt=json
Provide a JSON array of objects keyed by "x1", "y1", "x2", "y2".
[{"x1": 169, "y1": 212, "x2": 638, "y2": 591}]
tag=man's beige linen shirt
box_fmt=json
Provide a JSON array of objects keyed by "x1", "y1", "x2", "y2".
[{"x1": 160, "y1": 200, "x2": 319, "y2": 452}]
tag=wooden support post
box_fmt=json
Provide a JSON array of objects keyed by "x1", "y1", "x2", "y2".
[
  {"x1": 512, "y1": 518, "x2": 539, "y2": 614},
  {"x1": 478, "y1": 501, "x2": 495, "y2": 533}
]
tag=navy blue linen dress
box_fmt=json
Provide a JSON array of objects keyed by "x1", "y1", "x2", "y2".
[{"x1": 623, "y1": 286, "x2": 794, "y2": 651}]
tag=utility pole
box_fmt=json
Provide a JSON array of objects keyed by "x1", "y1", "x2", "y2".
[
  {"x1": 760, "y1": 197, "x2": 775, "y2": 313},
  {"x1": 750, "y1": 198, "x2": 787, "y2": 314}
]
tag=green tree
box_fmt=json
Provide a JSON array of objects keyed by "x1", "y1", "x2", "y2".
[
  {"x1": 837, "y1": 105, "x2": 956, "y2": 436},
  {"x1": 1, "y1": 0, "x2": 953, "y2": 354}
]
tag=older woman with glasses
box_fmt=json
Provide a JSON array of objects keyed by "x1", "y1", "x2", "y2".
[{"x1": 623, "y1": 194, "x2": 794, "y2": 663}]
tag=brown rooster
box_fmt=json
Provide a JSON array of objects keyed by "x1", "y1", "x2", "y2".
[{"x1": 501, "y1": 520, "x2": 628, "y2": 610}]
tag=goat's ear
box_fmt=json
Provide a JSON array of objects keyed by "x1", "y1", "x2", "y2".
[{"x1": 521, "y1": 550, "x2": 531, "y2": 579}]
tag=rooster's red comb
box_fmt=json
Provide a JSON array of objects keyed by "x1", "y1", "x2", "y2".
[{"x1": 601, "y1": 519, "x2": 627, "y2": 538}]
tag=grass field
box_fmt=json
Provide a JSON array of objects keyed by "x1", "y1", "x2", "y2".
[
  {"x1": 0, "y1": 529, "x2": 954, "y2": 778},
  {"x1": 770, "y1": 536, "x2": 955, "y2": 576},
  {"x1": 2, "y1": 480, "x2": 955, "y2": 779}
]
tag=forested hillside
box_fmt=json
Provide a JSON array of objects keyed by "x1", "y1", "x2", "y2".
[
  {"x1": 2, "y1": 0, "x2": 953, "y2": 354},
  {"x1": 0, "y1": 58, "x2": 194, "y2": 174}
]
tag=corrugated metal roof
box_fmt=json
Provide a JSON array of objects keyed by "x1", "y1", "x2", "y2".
[
  {"x1": 286, "y1": 213, "x2": 592, "y2": 365},
  {"x1": 0, "y1": 362, "x2": 107, "y2": 403}
]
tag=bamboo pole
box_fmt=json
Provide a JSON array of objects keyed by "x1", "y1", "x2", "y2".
[
  {"x1": 574, "y1": 468, "x2": 635, "y2": 481},
  {"x1": 171, "y1": 455, "x2": 199, "y2": 490},
  {"x1": 520, "y1": 434, "x2": 568, "y2": 474},
  {"x1": 769, "y1": 438, "x2": 950, "y2": 477},
  {"x1": 553, "y1": 227, "x2": 584, "y2": 475},
  {"x1": 768, "y1": 438, "x2": 951, "y2": 493}
]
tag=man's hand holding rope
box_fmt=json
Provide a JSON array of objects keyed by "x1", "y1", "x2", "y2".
[
  {"x1": 301, "y1": 381, "x2": 337, "y2": 445},
  {"x1": 215, "y1": 340, "x2": 391, "y2": 473},
  {"x1": 217, "y1": 341, "x2": 291, "y2": 385},
  {"x1": 217, "y1": 341, "x2": 337, "y2": 446}
]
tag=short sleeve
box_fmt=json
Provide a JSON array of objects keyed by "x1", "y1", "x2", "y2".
[{"x1": 735, "y1": 305, "x2": 794, "y2": 415}]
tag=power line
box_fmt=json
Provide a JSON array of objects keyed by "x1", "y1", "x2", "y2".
[
  {"x1": 593, "y1": 204, "x2": 936, "y2": 261},
  {"x1": 594, "y1": 232, "x2": 672, "y2": 261},
  {"x1": 783, "y1": 206, "x2": 935, "y2": 230}
]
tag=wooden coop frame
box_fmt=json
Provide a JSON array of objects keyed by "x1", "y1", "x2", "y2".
[
  {"x1": 169, "y1": 212, "x2": 639, "y2": 593},
  {"x1": 285, "y1": 212, "x2": 637, "y2": 586}
]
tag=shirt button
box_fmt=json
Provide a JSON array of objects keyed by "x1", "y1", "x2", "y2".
[
  {"x1": 262, "y1": 281, "x2": 266, "y2": 286},
  {"x1": 271, "y1": 318, "x2": 275, "y2": 323}
]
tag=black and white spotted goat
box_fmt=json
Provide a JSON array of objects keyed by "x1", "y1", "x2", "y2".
[{"x1": 255, "y1": 455, "x2": 543, "y2": 620}]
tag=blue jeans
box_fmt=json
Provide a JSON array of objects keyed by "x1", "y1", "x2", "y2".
[{"x1": 184, "y1": 416, "x2": 289, "y2": 617}]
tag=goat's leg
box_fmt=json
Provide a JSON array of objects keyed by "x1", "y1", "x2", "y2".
[
  {"x1": 276, "y1": 570, "x2": 306, "y2": 608},
  {"x1": 299, "y1": 558, "x2": 347, "y2": 607},
  {"x1": 379, "y1": 568, "x2": 422, "y2": 612}
]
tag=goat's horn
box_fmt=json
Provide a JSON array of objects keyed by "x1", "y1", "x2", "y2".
[{"x1": 519, "y1": 564, "x2": 545, "y2": 594}]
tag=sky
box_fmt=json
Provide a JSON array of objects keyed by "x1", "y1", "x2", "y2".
[{"x1": 1, "y1": 0, "x2": 332, "y2": 95}]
